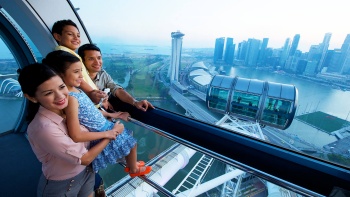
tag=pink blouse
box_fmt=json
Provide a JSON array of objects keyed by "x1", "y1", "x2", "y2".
[{"x1": 27, "y1": 106, "x2": 89, "y2": 180}]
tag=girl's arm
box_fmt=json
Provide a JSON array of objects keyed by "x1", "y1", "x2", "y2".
[{"x1": 65, "y1": 95, "x2": 122, "y2": 143}]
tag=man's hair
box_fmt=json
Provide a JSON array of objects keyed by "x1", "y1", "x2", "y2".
[
  {"x1": 52, "y1": 19, "x2": 79, "y2": 36},
  {"x1": 78, "y1": 43, "x2": 102, "y2": 61}
]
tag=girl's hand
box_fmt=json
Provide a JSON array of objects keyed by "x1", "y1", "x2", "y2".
[
  {"x1": 113, "y1": 120, "x2": 124, "y2": 135},
  {"x1": 105, "y1": 121, "x2": 124, "y2": 140}
]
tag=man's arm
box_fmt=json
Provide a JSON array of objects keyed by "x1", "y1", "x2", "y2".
[
  {"x1": 99, "y1": 70, "x2": 154, "y2": 111},
  {"x1": 114, "y1": 88, "x2": 154, "y2": 112}
]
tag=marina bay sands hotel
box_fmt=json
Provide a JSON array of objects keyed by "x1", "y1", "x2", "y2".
[{"x1": 168, "y1": 31, "x2": 185, "y2": 82}]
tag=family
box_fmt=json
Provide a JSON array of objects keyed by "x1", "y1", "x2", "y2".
[{"x1": 18, "y1": 19, "x2": 154, "y2": 196}]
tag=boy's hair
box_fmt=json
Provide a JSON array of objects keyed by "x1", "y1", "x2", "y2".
[
  {"x1": 43, "y1": 50, "x2": 80, "y2": 75},
  {"x1": 52, "y1": 19, "x2": 79, "y2": 36},
  {"x1": 78, "y1": 43, "x2": 102, "y2": 61}
]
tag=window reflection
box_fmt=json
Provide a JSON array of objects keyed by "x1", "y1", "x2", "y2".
[
  {"x1": 72, "y1": 0, "x2": 350, "y2": 180},
  {"x1": 0, "y1": 38, "x2": 24, "y2": 134}
]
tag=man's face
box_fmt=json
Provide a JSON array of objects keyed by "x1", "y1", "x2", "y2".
[{"x1": 83, "y1": 50, "x2": 103, "y2": 73}]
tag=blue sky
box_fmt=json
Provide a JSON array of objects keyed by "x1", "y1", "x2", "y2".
[{"x1": 73, "y1": 0, "x2": 350, "y2": 52}]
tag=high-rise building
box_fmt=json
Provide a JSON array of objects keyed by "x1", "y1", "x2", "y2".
[
  {"x1": 213, "y1": 37, "x2": 225, "y2": 63},
  {"x1": 339, "y1": 34, "x2": 350, "y2": 74},
  {"x1": 289, "y1": 34, "x2": 300, "y2": 57},
  {"x1": 237, "y1": 41, "x2": 248, "y2": 60},
  {"x1": 257, "y1": 38, "x2": 269, "y2": 65},
  {"x1": 244, "y1": 38, "x2": 261, "y2": 67},
  {"x1": 325, "y1": 49, "x2": 342, "y2": 73},
  {"x1": 279, "y1": 38, "x2": 290, "y2": 68},
  {"x1": 317, "y1": 33, "x2": 331, "y2": 72},
  {"x1": 168, "y1": 31, "x2": 184, "y2": 82},
  {"x1": 224, "y1": 37, "x2": 234, "y2": 63}
]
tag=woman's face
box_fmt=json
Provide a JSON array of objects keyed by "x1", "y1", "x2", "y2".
[{"x1": 32, "y1": 76, "x2": 69, "y2": 115}]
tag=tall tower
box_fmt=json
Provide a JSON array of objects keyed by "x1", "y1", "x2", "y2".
[
  {"x1": 169, "y1": 31, "x2": 185, "y2": 82},
  {"x1": 258, "y1": 38, "x2": 269, "y2": 65},
  {"x1": 289, "y1": 34, "x2": 300, "y2": 57},
  {"x1": 224, "y1": 37, "x2": 234, "y2": 64},
  {"x1": 244, "y1": 38, "x2": 261, "y2": 67},
  {"x1": 317, "y1": 33, "x2": 331, "y2": 72},
  {"x1": 213, "y1": 37, "x2": 225, "y2": 63},
  {"x1": 279, "y1": 38, "x2": 290, "y2": 68},
  {"x1": 340, "y1": 34, "x2": 350, "y2": 74}
]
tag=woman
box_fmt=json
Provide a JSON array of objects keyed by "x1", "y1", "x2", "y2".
[{"x1": 18, "y1": 63, "x2": 122, "y2": 197}]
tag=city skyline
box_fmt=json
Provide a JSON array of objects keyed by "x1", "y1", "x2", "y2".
[{"x1": 72, "y1": 0, "x2": 350, "y2": 52}]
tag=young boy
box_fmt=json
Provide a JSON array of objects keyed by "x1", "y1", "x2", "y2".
[{"x1": 51, "y1": 19, "x2": 105, "y2": 104}]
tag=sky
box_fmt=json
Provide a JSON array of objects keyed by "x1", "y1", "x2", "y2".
[{"x1": 72, "y1": 0, "x2": 350, "y2": 52}]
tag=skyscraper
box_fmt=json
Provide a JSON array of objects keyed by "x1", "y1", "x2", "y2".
[
  {"x1": 169, "y1": 31, "x2": 184, "y2": 82},
  {"x1": 339, "y1": 34, "x2": 350, "y2": 74},
  {"x1": 289, "y1": 34, "x2": 300, "y2": 57},
  {"x1": 244, "y1": 38, "x2": 261, "y2": 67},
  {"x1": 213, "y1": 37, "x2": 225, "y2": 63},
  {"x1": 224, "y1": 37, "x2": 234, "y2": 64},
  {"x1": 317, "y1": 33, "x2": 331, "y2": 72},
  {"x1": 257, "y1": 38, "x2": 269, "y2": 65},
  {"x1": 279, "y1": 38, "x2": 290, "y2": 68}
]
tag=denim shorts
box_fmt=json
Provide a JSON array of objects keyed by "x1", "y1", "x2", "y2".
[{"x1": 37, "y1": 166, "x2": 95, "y2": 197}]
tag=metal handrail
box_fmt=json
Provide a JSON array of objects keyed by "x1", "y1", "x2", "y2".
[{"x1": 126, "y1": 117, "x2": 323, "y2": 197}]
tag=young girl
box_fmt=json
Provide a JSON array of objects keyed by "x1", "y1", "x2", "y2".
[{"x1": 43, "y1": 50, "x2": 152, "y2": 177}]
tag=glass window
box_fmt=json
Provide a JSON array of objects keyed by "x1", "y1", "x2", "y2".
[
  {"x1": 71, "y1": 0, "x2": 350, "y2": 173},
  {"x1": 0, "y1": 8, "x2": 42, "y2": 134},
  {"x1": 208, "y1": 87, "x2": 228, "y2": 111},
  {"x1": 0, "y1": 38, "x2": 24, "y2": 134},
  {"x1": 231, "y1": 92, "x2": 260, "y2": 118}
]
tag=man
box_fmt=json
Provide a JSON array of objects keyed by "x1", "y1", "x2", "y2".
[{"x1": 78, "y1": 43, "x2": 154, "y2": 115}]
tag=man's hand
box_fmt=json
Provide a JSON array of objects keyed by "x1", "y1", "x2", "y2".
[
  {"x1": 88, "y1": 89, "x2": 107, "y2": 104},
  {"x1": 134, "y1": 100, "x2": 155, "y2": 112},
  {"x1": 108, "y1": 111, "x2": 130, "y2": 122}
]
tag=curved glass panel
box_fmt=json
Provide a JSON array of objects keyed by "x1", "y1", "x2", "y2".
[
  {"x1": 0, "y1": 8, "x2": 42, "y2": 134},
  {"x1": 0, "y1": 38, "x2": 23, "y2": 134},
  {"x1": 72, "y1": 0, "x2": 350, "y2": 183}
]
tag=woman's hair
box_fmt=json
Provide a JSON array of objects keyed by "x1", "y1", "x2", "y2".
[
  {"x1": 42, "y1": 50, "x2": 80, "y2": 75},
  {"x1": 18, "y1": 63, "x2": 58, "y2": 122}
]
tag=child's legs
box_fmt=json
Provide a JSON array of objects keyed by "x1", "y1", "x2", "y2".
[{"x1": 125, "y1": 144, "x2": 137, "y2": 171}]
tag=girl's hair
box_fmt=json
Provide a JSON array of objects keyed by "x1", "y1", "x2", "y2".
[
  {"x1": 42, "y1": 50, "x2": 80, "y2": 75},
  {"x1": 17, "y1": 63, "x2": 58, "y2": 122}
]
